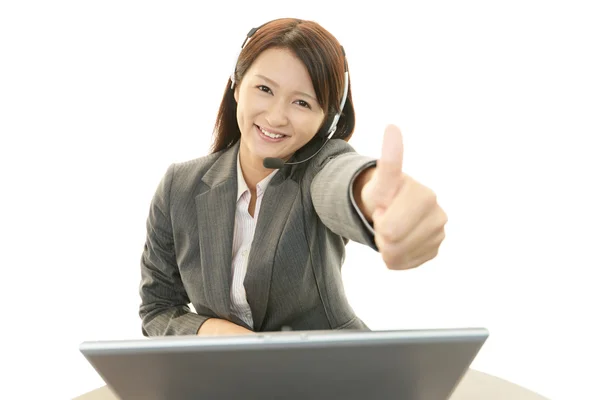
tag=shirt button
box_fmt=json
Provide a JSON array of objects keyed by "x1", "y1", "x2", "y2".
[{"x1": 242, "y1": 250, "x2": 249, "y2": 257}]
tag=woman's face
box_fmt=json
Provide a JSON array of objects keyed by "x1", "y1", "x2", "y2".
[{"x1": 234, "y1": 47, "x2": 326, "y2": 166}]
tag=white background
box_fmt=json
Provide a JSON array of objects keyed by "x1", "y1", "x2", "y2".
[{"x1": 1, "y1": 1, "x2": 599, "y2": 399}]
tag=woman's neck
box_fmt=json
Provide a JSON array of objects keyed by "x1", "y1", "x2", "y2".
[{"x1": 238, "y1": 145, "x2": 272, "y2": 191}]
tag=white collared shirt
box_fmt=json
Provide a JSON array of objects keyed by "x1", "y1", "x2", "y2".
[{"x1": 230, "y1": 151, "x2": 278, "y2": 328}]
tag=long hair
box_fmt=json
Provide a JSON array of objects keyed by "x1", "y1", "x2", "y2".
[{"x1": 209, "y1": 18, "x2": 355, "y2": 154}]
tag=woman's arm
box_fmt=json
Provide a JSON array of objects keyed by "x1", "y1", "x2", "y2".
[
  {"x1": 310, "y1": 146, "x2": 379, "y2": 250},
  {"x1": 139, "y1": 164, "x2": 212, "y2": 336}
]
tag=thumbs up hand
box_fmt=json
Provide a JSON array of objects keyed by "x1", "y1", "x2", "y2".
[{"x1": 356, "y1": 124, "x2": 448, "y2": 270}]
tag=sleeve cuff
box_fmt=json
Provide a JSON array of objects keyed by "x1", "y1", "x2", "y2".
[{"x1": 348, "y1": 160, "x2": 377, "y2": 240}]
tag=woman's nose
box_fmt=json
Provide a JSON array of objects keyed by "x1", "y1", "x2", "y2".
[{"x1": 265, "y1": 101, "x2": 289, "y2": 127}]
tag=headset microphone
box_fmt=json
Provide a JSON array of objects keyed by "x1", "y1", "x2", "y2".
[
  {"x1": 262, "y1": 129, "x2": 335, "y2": 169},
  {"x1": 262, "y1": 157, "x2": 286, "y2": 169}
]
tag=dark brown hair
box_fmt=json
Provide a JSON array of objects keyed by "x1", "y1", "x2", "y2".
[{"x1": 209, "y1": 18, "x2": 355, "y2": 154}]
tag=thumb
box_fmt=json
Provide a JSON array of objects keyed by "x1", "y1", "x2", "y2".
[
  {"x1": 362, "y1": 124, "x2": 405, "y2": 217},
  {"x1": 365, "y1": 125, "x2": 404, "y2": 218},
  {"x1": 378, "y1": 124, "x2": 404, "y2": 187}
]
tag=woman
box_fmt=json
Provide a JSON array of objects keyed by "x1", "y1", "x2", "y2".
[{"x1": 139, "y1": 18, "x2": 447, "y2": 337}]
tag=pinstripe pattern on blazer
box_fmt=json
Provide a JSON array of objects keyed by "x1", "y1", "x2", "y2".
[{"x1": 139, "y1": 137, "x2": 378, "y2": 336}]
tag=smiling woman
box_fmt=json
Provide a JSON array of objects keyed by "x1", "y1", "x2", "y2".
[
  {"x1": 137, "y1": 17, "x2": 448, "y2": 338},
  {"x1": 234, "y1": 47, "x2": 326, "y2": 179},
  {"x1": 212, "y1": 18, "x2": 355, "y2": 189}
]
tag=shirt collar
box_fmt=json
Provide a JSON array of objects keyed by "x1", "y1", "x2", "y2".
[{"x1": 236, "y1": 150, "x2": 278, "y2": 201}]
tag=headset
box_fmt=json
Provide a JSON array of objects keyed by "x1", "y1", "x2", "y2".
[{"x1": 229, "y1": 24, "x2": 349, "y2": 169}]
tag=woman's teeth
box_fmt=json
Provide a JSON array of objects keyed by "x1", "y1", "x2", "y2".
[{"x1": 260, "y1": 127, "x2": 285, "y2": 139}]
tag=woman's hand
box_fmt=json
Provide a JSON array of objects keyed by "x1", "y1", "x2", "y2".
[
  {"x1": 356, "y1": 124, "x2": 448, "y2": 270},
  {"x1": 197, "y1": 318, "x2": 254, "y2": 336}
]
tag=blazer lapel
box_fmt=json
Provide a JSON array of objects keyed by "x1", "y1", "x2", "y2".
[
  {"x1": 244, "y1": 174, "x2": 300, "y2": 331},
  {"x1": 195, "y1": 142, "x2": 239, "y2": 320}
]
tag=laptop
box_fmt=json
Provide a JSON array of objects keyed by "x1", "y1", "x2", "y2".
[{"x1": 80, "y1": 327, "x2": 488, "y2": 400}]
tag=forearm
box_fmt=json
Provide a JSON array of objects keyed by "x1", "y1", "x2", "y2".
[
  {"x1": 311, "y1": 153, "x2": 378, "y2": 249},
  {"x1": 140, "y1": 302, "x2": 210, "y2": 336}
]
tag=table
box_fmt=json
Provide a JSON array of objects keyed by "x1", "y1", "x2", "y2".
[{"x1": 74, "y1": 368, "x2": 549, "y2": 399}]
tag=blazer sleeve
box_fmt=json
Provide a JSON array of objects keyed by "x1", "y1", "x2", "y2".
[
  {"x1": 138, "y1": 164, "x2": 210, "y2": 336},
  {"x1": 310, "y1": 147, "x2": 379, "y2": 251}
]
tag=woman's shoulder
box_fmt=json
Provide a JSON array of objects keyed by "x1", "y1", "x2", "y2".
[
  {"x1": 162, "y1": 146, "x2": 235, "y2": 194},
  {"x1": 171, "y1": 151, "x2": 223, "y2": 176},
  {"x1": 297, "y1": 138, "x2": 360, "y2": 173}
]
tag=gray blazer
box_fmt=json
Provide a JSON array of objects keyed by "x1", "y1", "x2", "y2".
[{"x1": 139, "y1": 138, "x2": 379, "y2": 336}]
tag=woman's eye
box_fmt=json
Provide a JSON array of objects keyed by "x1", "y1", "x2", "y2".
[
  {"x1": 255, "y1": 85, "x2": 311, "y2": 109},
  {"x1": 296, "y1": 100, "x2": 311, "y2": 109},
  {"x1": 257, "y1": 85, "x2": 272, "y2": 94}
]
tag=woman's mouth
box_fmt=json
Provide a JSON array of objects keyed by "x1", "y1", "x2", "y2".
[{"x1": 255, "y1": 125, "x2": 288, "y2": 142}]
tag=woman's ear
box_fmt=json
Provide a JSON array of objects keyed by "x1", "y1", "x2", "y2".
[{"x1": 234, "y1": 85, "x2": 239, "y2": 103}]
